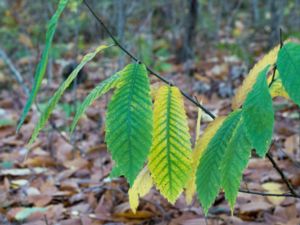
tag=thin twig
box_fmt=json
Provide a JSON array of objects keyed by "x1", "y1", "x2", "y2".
[
  {"x1": 268, "y1": 65, "x2": 277, "y2": 88},
  {"x1": 83, "y1": 0, "x2": 299, "y2": 198},
  {"x1": 266, "y1": 152, "x2": 298, "y2": 196},
  {"x1": 83, "y1": 0, "x2": 216, "y2": 119},
  {"x1": 279, "y1": 28, "x2": 283, "y2": 48},
  {"x1": 239, "y1": 188, "x2": 300, "y2": 198}
]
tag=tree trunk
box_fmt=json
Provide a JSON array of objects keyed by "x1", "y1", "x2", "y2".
[{"x1": 177, "y1": 0, "x2": 198, "y2": 63}]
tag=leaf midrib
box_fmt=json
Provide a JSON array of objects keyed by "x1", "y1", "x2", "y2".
[
  {"x1": 166, "y1": 86, "x2": 173, "y2": 195},
  {"x1": 126, "y1": 64, "x2": 139, "y2": 180}
]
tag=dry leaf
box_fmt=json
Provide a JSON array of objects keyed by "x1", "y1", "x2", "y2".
[{"x1": 262, "y1": 182, "x2": 285, "y2": 205}]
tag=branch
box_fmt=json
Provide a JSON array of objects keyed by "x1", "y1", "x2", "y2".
[
  {"x1": 266, "y1": 152, "x2": 298, "y2": 196},
  {"x1": 239, "y1": 188, "x2": 300, "y2": 198},
  {"x1": 83, "y1": 0, "x2": 216, "y2": 120},
  {"x1": 83, "y1": 0, "x2": 299, "y2": 198}
]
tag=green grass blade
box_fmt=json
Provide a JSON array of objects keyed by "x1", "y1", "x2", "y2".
[
  {"x1": 17, "y1": 0, "x2": 69, "y2": 132},
  {"x1": 29, "y1": 45, "x2": 110, "y2": 144},
  {"x1": 70, "y1": 73, "x2": 121, "y2": 133}
]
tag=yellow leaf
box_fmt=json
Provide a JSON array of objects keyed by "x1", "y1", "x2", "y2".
[
  {"x1": 262, "y1": 182, "x2": 285, "y2": 205},
  {"x1": 268, "y1": 77, "x2": 290, "y2": 99},
  {"x1": 148, "y1": 85, "x2": 192, "y2": 203},
  {"x1": 232, "y1": 45, "x2": 279, "y2": 109},
  {"x1": 128, "y1": 167, "x2": 153, "y2": 214},
  {"x1": 185, "y1": 117, "x2": 226, "y2": 204}
]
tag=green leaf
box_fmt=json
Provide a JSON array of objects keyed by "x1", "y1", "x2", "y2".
[
  {"x1": 196, "y1": 110, "x2": 242, "y2": 215},
  {"x1": 17, "y1": 0, "x2": 69, "y2": 132},
  {"x1": 220, "y1": 119, "x2": 251, "y2": 212},
  {"x1": 105, "y1": 63, "x2": 153, "y2": 185},
  {"x1": 70, "y1": 73, "x2": 121, "y2": 133},
  {"x1": 243, "y1": 65, "x2": 274, "y2": 157},
  {"x1": 277, "y1": 42, "x2": 300, "y2": 106},
  {"x1": 148, "y1": 85, "x2": 192, "y2": 203},
  {"x1": 29, "y1": 45, "x2": 110, "y2": 144},
  {"x1": 109, "y1": 165, "x2": 123, "y2": 178},
  {"x1": 185, "y1": 116, "x2": 226, "y2": 205}
]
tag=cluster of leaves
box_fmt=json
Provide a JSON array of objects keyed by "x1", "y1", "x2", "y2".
[{"x1": 17, "y1": 0, "x2": 300, "y2": 215}]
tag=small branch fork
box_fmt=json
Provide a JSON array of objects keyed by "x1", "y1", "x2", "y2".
[{"x1": 83, "y1": 1, "x2": 299, "y2": 198}]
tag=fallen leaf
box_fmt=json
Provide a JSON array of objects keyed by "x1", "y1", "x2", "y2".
[
  {"x1": 0, "y1": 167, "x2": 47, "y2": 176},
  {"x1": 262, "y1": 182, "x2": 285, "y2": 205}
]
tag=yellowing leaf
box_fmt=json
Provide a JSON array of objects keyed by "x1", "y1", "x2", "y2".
[
  {"x1": 262, "y1": 182, "x2": 285, "y2": 205},
  {"x1": 128, "y1": 167, "x2": 153, "y2": 213},
  {"x1": 148, "y1": 85, "x2": 192, "y2": 203},
  {"x1": 269, "y1": 77, "x2": 290, "y2": 99},
  {"x1": 232, "y1": 45, "x2": 279, "y2": 109},
  {"x1": 185, "y1": 117, "x2": 225, "y2": 205}
]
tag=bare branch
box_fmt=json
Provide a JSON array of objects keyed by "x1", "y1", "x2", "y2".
[
  {"x1": 239, "y1": 188, "x2": 300, "y2": 198},
  {"x1": 266, "y1": 152, "x2": 298, "y2": 196}
]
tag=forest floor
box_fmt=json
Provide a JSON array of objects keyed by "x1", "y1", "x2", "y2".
[{"x1": 0, "y1": 43, "x2": 300, "y2": 225}]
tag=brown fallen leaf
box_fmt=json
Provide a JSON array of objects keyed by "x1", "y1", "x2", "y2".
[
  {"x1": 23, "y1": 156, "x2": 59, "y2": 167},
  {"x1": 113, "y1": 210, "x2": 153, "y2": 220},
  {"x1": 238, "y1": 201, "x2": 273, "y2": 221},
  {"x1": 28, "y1": 194, "x2": 53, "y2": 207}
]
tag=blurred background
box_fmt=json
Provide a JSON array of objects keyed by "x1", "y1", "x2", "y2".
[
  {"x1": 1, "y1": 0, "x2": 300, "y2": 98},
  {"x1": 0, "y1": 0, "x2": 300, "y2": 224}
]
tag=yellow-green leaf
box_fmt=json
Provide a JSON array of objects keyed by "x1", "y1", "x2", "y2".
[
  {"x1": 128, "y1": 167, "x2": 153, "y2": 213},
  {"x1": 148, "y1": 85, "x2": 192, "y2": 203},
  {"x1": 269, "y1": 77, "x2": 289, "y2": 99}
]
